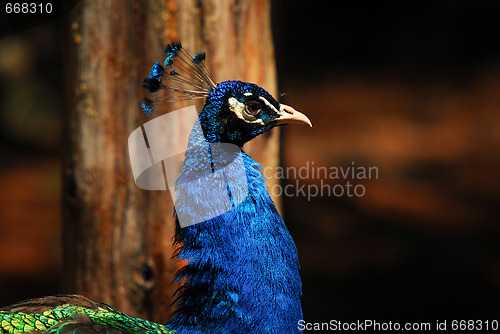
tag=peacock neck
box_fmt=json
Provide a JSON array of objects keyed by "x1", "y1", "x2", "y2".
[{"x1": 168, "y1": 140, "x2": 303, "y2": 333}]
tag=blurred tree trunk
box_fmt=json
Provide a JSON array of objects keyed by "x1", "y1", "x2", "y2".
[{"x1": 63, "y1": 0, "x2": 279, "y2": 323}]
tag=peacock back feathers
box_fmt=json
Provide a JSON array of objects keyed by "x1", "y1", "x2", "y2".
[{"x1": 0, "y1": 295, "x2": 174, "y2": 334}]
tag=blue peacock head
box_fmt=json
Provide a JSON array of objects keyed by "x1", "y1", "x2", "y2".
[{"x1": 141, "y1": 42, "x2": 311, "y2": 147}]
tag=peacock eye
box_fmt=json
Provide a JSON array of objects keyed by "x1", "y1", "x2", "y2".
[{"x1": 244, "y1": 100, "x2": 262, "y2": 116}]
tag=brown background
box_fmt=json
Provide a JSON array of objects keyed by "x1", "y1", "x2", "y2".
[{"x1": 1, "y1": 0, "x2": 499, "y2": 326}]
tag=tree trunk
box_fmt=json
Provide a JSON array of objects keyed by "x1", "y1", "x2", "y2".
[{"x1": 63, "y1": 0, "x2": 279, "y2": 322}]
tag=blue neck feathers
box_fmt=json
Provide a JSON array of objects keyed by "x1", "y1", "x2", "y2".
[{"x1": 167, "y1": 120, "x2": 302, "y2": 333}]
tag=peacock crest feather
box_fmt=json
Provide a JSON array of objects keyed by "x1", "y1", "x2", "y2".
[{"x1": 140, "y1": 41, "x2": 216, "y2": 115}]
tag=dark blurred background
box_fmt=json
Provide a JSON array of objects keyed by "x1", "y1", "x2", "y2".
[{"x1": 1, "y1": 0, "x2": 500, "y2": 328}]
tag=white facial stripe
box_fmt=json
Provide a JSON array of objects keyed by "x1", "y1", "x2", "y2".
[
  {"x1": 243, "y1": 92, "x2": 253, "y2": 96},
  {"x1": 258, "y1": 96, "x2": 279, "y2": 114},
  {"x1": 228, "y1": 97, "x2": 264, "y2": 125}
]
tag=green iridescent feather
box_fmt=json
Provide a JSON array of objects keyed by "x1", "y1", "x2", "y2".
[{"x1": 0, "y1": 296, "x2": 174, "y2": 334}]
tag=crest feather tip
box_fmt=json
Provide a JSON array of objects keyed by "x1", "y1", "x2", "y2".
[
  {"x1": 191, "y1": 52, "x2": 206, "y2": 64},
  {"x1": 140, "y1": 97, "x2": 155, "y2": 116}
]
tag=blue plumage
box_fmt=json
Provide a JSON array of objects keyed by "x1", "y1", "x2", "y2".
[{"x1": 169, "y1": 150, "x2": 302, "y2": 333}]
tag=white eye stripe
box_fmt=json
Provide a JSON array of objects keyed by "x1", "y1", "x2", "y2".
[
  {"x1": 258, "y1": 96, "x2": 279, "y2": 114},
  {"x1": 243, "y1": 92, "x2": 253, "y2": 96},
  {"x1": 228, "y1": 97, "x2": 264, "y2": 125}
]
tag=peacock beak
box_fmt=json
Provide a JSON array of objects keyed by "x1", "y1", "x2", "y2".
[{"x1": 275, "y1": 104, "x2": 312, "y2": 127}]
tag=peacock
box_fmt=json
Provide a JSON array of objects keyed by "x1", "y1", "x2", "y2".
[{"x1": 0, "y1": 42, "x2": 311, "y2": 334}]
